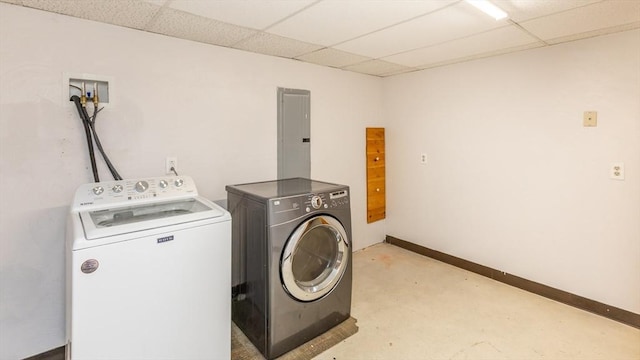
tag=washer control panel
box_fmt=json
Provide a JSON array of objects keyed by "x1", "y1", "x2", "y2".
[{"x1": 73, "y1": 176, "x2": 196, "y2": 210}]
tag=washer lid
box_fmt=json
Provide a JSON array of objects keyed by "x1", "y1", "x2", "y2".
[{"x1": 80, "y1": 197, "x2": 224, "y2": 240}]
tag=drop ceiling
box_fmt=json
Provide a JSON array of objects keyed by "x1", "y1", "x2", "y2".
[{"x1": 2, "y1": 0, "x2": 639, "y2": 77}]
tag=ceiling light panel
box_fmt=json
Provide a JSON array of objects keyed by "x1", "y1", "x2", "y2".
[
  {"x1": 465, "y1": 0, "x2": 508, "y2": 20},
  {"x1": 494, "y1": 0, "x2": 601, "y2": 22},
  {"x1": 384, "y1": 25, "x2": 540, "y2": 68},
  {"x1": 520, "y1": 1, "x2": 640, "y2": 41},
  {"x1": 166, "y1": 0, "x2": 316, "y2": 30},
  {"x1": 336, "y1": 2, "x2": 508, "y2": 59},
  {"x1": 267, "y1": 0, "x2": 456, "y2": 47}
]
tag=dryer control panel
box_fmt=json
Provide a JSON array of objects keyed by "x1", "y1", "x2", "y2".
[
  {"x1": 72, "y1": 176, "x2": 197, "y2": 211},
  {"x1": 269, "y1": 188, "x2": 350, "y2": 225}
]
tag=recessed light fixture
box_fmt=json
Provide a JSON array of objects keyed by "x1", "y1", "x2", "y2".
[{"x1": 466, "y1": 0, "x2": 509, "y2": 20}]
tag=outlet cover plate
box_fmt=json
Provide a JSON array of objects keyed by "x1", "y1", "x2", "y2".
[
  {"x1": 610, "y1": 162, "x2": 624, "y2": 180},
  {"x1": 420, "y1": 153, "x2": 427, "y2": 165},
  {"x1": 583, "y1": 111, "x2": 597, "y2": 127},
  {"x1": 166, "y1": 157, "x2": 178, "y2": 175}
]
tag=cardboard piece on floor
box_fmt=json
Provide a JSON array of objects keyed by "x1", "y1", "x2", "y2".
[{"x1": 232, "y1": 317, "x2": 359, "y2": 360}]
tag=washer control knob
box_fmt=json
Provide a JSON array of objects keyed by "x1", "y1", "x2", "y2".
[
  {"x1": 134, "y1": 181, "x2": 149, "y2": 193},
  {"x1": 159, "y1": 180, "x2": 168, "y2": 189},
  {"x1": 174, "y1": 179, "x2": 184, "y2": 187},
  {"x1": 92, "y1": 186, "x2": 104, "y2": 195},
  {"x1": 311, "y1": 195, "x2": 322, "y2": 209},
  {"x1": 112, "y1": 184, "x2": 123, "y2": 193}
]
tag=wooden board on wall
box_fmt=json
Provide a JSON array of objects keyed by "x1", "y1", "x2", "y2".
[{"x1": 366, "y1": 128, "x2": 385, "y2": 223}]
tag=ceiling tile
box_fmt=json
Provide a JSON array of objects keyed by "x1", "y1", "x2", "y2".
[
  {"x1": 21, "y1": 0, "x2": 161, "y2": 29},
  {"x1": 140, "y1": 0, "x2": 166, "y2": 6},
  {"x1": 166, "y1": 0, "x2": 316, "y2": 30},
  {"x1": 520, "y1": 0, "x2": 640, "y2": 41},
  {"x1": 494, "y1": 0, "x2": 601, "y2": 22},
  {"x1": 384, "y1": 25, "x2": 541, "y2": 68},
  {"x1": 7, "y1": 0, "x2": 639, "y2": 78},
  {"x1": 379, "y1": 66, "x2": 418, "y2": 77},
  {"x1": 146, "y1": 7, "x2": 257, "y2": 47},
  {"x1": 335, "y1": 2, "x2": 509, "y2": 59},
  {"x1": 267, "y1": 0, "x2": 456, "y2": 47},
  {"x1": 543, "y1": 21, "x2": 640, "y2": 45},
  {"x1": 233, "y1": 32, "x2": 323, "y2": 58},
  {"x1": 342, "y1": 59, "x2": 414, "y2": 77},
  {"x1": 295, "y1": 48, "x2": 372, "y2": 68},
  {"x1": 421, "y1": 42, "x2": 544, "y2": 70}
]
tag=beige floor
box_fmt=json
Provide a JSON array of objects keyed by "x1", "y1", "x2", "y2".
[{"x1": 315, "y1": 243, "x2": 640, "y2": 360}]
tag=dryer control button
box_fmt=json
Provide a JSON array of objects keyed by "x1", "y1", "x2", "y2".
[
  {"x1": 112, "y1": 184, "x2": 123, "y2": 193},
  {"x1": 174, "y1": 179, "x2": 184, "y2": 187},
  {"x1": 159, "y1": 180, "x2": 168, "y2": 189},
  {"x1": 305, "y1": 207, "x2": 310, "y2": 213},
  {"x1": 92, "y1": 186, "x2": 104, "y2": 195},
  {"x1": 311, "y1": 196, "x2": 322, "y2": 209}
]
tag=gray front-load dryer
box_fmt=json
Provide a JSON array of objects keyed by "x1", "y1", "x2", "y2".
[{"x1": 226, "y1": 178, "x2": 352, "y2": 359}]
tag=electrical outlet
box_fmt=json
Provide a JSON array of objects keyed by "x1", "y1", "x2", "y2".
[
  {"x1": 166, "y1": 157, "x2": 178, "y2": 175},
  {"x1": 610, "y1": 162, "x2": 624, "y2": 180},
  {"x1": 420, "y1": 153, "x2": 427, "y2": 165}
]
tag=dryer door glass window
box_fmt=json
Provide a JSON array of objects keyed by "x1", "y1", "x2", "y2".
[{"x1": 281, "y1": 215, "x2": 349, "y2": 302}]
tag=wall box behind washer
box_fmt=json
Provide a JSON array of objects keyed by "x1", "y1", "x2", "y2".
[
  {"x1": 63, "y1": 73, "x2": 113, "y2": 106},
  {"x1": 69, "y1": 79, "x2": 109, "y2": 103}
]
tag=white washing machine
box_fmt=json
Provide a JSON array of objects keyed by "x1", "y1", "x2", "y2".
[{"x1": 66, "y1": 176, "x2": 231, "y2": 360}]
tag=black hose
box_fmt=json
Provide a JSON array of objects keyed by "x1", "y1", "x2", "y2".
[
  {"x1": 70, "y1": 95, "x2": 99, "y2": 182},
  {"x1": 85, "y1": 105, "x2": 122, "y2": 180}
]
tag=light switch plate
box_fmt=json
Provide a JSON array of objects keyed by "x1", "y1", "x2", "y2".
[{"x1": 583, "y1": 111, "x2": 597, "y2": 127}]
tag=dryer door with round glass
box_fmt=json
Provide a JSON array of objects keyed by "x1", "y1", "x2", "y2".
[{"x1": 281, "y1": 215, "x2": 350, "y2": 302}]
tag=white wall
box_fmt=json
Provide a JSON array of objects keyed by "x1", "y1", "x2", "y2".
[
  {"x1": 2, "y1": 3, "x2": 638, "y2": 358},
  {"x1": 0, "y1": 4, "x2": 385, "y2": 358},
  {"x1": 383, "y1": 30, "x2": 640, "y2": 314}
]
